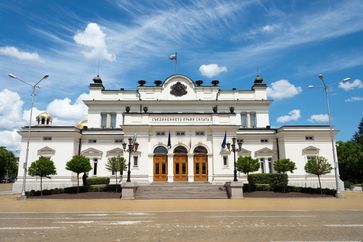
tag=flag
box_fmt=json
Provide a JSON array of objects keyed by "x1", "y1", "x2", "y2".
[
  {"x1": 167, "y1": 131, "x2": 171, "y2": 149},
  {"x1": 169, "y1": 53, "x2": 177, "y2": 61},
  {"x1": 221, "y1": 131, "x2": 227, "y2": 148}
]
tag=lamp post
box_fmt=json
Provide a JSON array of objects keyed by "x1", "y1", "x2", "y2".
[
  {"x1": 308, "y1": 74, "x2": 351, "y2": 198},
  {"x1": 8, "y1": 73, "x2": 49, "y2": 199},
  {"x1": 122, "y1": 137, "x2": 138, "y2": 182},
  {"x1": 226, "y1": 137, "x2": 244, "y2": 182}
]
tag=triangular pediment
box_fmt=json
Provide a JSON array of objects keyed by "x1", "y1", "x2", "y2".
[
  {"x1": 81, "y1": 147, "x2": 103, "y2": 157},
  {"x1": 255, "y1": 147, "x2": 274, "y2": 156},
  {"x1": 106, "y1": 148, "x2": 124, "y2": 157},
  {"x1": 37, "y1": 146, "x2": 56, "y2": 156},
  {"x1": 238, "y1": 148, "x2": 251, "y2": 156},
  {"x1": 302, "y1": 146, "x2": 320, "y2": 155}
]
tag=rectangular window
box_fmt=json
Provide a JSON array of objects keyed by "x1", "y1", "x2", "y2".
[
  {"x1": 156, "y1": 131, "x2": 165, "y2": 136},
  {"x1": 250, "y1": 112, "x2": 257, "y2": 128},
  {"x1": 307, "y1": 155, "x2": 316, "y2": 161},
  {"x1": 241, "y1": 112, "x2": 247, "y2": 128},
  {"x1": 268, "y1": 158, "x2": 272, "y2": 174},
  {"x1": 93, "y1": 159, "x2": 98, "y2": 176},
  {"x1": 101, "y1": 113, "x2": 107, "y2": 128},
  {"x1": 260, "y1": 139, "x2": 268, "y2": 143},
  {"x1": 88, "y1": 139, "x2": 97, "y2": 143},
  {"x1": 110, "y1": 113, "x2": 116, "y2": 128},
  {"x1": 223, "y1": 156, "x2": 228, "y2": 167},
  {"x1": 43, "y1": 137, "x2": 52, "y2": 141},
  {"x1": 133, "y1": 156, "x2": 138, "y2": 167},
  {"x1": 114, "y1": 139, "x2": 123, "y2": 143},
  {"x1": 260, "y1": 158, "x2": 265, "y2": 173},
  {"x1": 305, "y1": 136, "x2": 314, "y2": 141},
  {"x1": 195, "y1": 131, "x2": 205, "y2": 136},
  {"x1": 176, "y1": 131, "x2": 185, "y2": 136}
]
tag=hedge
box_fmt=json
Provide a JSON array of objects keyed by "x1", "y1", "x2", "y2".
[
  {"x1": 248, "y1": 173, "x2": 288, "y2": 192},
  {"x1": 87, "y1": 177, "x2": 110, "y2": 185},
  {"x1": 26, "y1": 184, "x2": 121, "y2": 196}
]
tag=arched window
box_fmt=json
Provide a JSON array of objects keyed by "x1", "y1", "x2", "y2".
[
  {"x1": 193, "y1": 146, "x2": 207, "y2": 154},
  {"x1": 173, "y1": 146, "x2": 188, "y2": 154},
  {"x1": 153, "y1": 146, "x2": 168, "y2": 154},
  {"x1": 41, "y1": 118, "x2": 45, "y2": 124}
]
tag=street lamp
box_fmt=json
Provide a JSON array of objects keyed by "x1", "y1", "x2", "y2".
[
  {"x1": 8, "y1": 73, "x2": 49, "y2": 199},
  {"x1": 122, "y1": 137, "x2": 138, "y2": 182},
  {"x1": 308, "y1": 74, "x2": 351, "y2": 198},
  {"x1": 226, "y1": 137, "x2": 244, "y2": 182}
]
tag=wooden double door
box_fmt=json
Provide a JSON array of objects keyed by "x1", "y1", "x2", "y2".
[
  {"x1": 194, "y1": 155, "x2": 208, "y2": 181},
  {"x1": 173, "y1": 155, "x2": 188, "y2": 181},
  {"x1": 153, "y1": 155, "x2": 167, "y2": 182}
]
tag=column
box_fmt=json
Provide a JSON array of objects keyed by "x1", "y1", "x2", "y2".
[
  {"x1": 246, "y1": 112, "x2": 251, "y2": 128},
  {"x1": 167, "y1": 153, "x2": 173, "y2": 183},
  {"x1": 188, "y1": 154, "x2": 194, "y2": 182}
]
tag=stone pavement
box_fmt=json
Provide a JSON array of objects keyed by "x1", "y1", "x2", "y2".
[{"x1": 0, "y1": 192, "x2": 362, "y2": 213}]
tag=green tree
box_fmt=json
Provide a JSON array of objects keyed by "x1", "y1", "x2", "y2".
[
  {"x1": 304, "y1": 156, "x2": 333, "y2": 195},
  {"x1": 66, "y1": 155, "x2": 92, "y2": 193},
  {"x1": 273, "y1": 158, "x2": 297, "y2": 174},
  {"x1": 337, "y1": 141, "x2": 363, "y2": 183},
  {"x1": 0, "y1": 146, "x2": 18, "y2": 180},
  {"x1": 352, "y1": 117, "x2": 363, "y2": 145},
  {"x1": 236, "y1": 156, "x2": 260, "y2": 176},
  {"x1": 28, "y1": 156, "x2": 57, "y2": 196},
  {"x1": 106, "y1": 155, "x2": 127, "y2": 191}
]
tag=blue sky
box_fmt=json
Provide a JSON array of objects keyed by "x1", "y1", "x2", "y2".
[{"x1": 1, "y1": 0, "x2": 363, "y2": 153}]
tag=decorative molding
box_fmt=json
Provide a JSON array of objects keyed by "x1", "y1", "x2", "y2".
[
  {"x1": 238, "y1": 148, "x2": 251, "y2": 156},
  {"x1": 37, "y1": 146, "x2": 56, "y2": 156},
  {"x1": 170, "y1": 81, "x2": 187, "y2": 96}
]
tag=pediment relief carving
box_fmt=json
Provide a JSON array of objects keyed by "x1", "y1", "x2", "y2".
[
  {"x1": 170, "y1": 82, "x2": 187, "y2": 96},
  {"x1": 238, "y1": 148, "x2": 251, "y2": 156},
  {"x1": 37, "y1": 146, "x2": 56, "y2": 156}
]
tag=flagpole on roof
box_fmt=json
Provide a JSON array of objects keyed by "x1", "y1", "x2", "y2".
[{"x1": 175, "y1": 52, "x2": 178, "y2": 74}]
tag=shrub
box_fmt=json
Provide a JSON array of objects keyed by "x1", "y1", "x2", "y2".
[
  {"x1": 248, "y1": 173, "x2": 288, "y2": 192},
  {"x1": 288, "y1": 186, "x2": 336, "y2": 196},
  {"x1": 344, "y1": 181, "x2": 354, "y2": 189},
  {"x1": 64, "y1": 186, "x2": 88, "y2": 193},
  {"x1": 87, "y1": 177, "x2": 110, "y2": 185}
]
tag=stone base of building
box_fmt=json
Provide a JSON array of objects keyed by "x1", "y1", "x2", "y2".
[{"x1": 121, "y1": 182, "x2": 137, "y2": 199}]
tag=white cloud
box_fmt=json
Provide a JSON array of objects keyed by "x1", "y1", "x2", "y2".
[
  {"x1": 0, "y1": 89, "x2": 25, "y2": 129},
  {"x1": 0, "y1": 46, "x2": 42, "y2": 62},
  {"x1": 199, "y1": 64, "x2": 227, "y2": 78},
  {"x1": 46, "y1": 93, "x2": 89, "y2": 125},
  {"x1": 74, "y1": 23, "x2": 115, "y2": 62},
  {"x1": 267, "y1": 80, "x2": 302, "y2": 100},
  {"x1": 277, "y1": 109, "x2": 301, "y2": 123},
  {"x1": 345, "y1": 96, "x2": 363, "y2": 102},
  {"x1": 308, "y1": 114, "x2": 329, "y2": 123},
  {"x1": 0, "y1": 130, "x2": 21, "y2": 152},
  {"x1": 338, "y1": 79, "x2": 363, "y2": 91},
  {"x1": 261, "y1": 24, "x2": 278, "y2": 33}
]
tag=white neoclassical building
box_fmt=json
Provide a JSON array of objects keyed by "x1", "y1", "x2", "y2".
[{"x1": 12, "y1": 74, "x2": 342, "y2": 193}]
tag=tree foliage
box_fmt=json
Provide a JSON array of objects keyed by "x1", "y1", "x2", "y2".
[
  {"x1": 337, "y1": 141, "x2": 363, "y2": 183},
  {"x1": 66, "y1": 155, "x2": 92, "y2": 193},
  {"x1": 352, "y1": 117, "x2": 363, "y2": 145},
  {"x1": 273, "y1": 158, "x2": 297, "y2": 174},
  {"x1": 236, "y1": 156, "x2": 260, "y2": 176},
  {"x1": 106, "y1": 155, "x2": 127, "y2": 191},
  {"x1": 0, "y1": 146, "x2": 18, "y2": 179},
  {"x1": 304, "y1": 156, "x2": 332, "y2": 195},
  {"x1": 28, "y1": 156, "x2": 57, "y2": 196}
]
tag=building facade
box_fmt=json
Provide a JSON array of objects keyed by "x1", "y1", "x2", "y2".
[{"x1": 12, "y1": 74, "x2": 343, "y2": 193}]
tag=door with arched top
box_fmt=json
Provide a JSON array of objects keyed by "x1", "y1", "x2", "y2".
[
  {"x1": 173, "y1": 146, "x2": 188, "y2": 181},
  {"x1": 153, "y1": 146, "x2": 168, "y2": 182},
  {"x1": 193, "y1": 146, "x2": 208, "y2": 182}
]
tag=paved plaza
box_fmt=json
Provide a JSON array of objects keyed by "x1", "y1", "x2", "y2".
[{"x1": 0, "y1": 192, "x2": 363, "y2": 241}]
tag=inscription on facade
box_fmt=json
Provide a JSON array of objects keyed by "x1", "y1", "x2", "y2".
[{"x1": 151, "y1": 116, "x2": 211, "y2": 122}]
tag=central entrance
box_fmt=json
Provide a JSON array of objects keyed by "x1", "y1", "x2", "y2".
[
  {"x1": 173, "y1": 146, "x2": 188, "y2": 181},
  {"x1": 153, "y1": 146, "x2": 168, "y2": 182},
  {"x1": 193, "y1": 146, "x2": 208, "y2": 182}
]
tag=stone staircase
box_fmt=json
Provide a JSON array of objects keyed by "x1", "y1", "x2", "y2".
[{"x1": 135, "y1": 183, "x2": 228, "y2": 199}]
